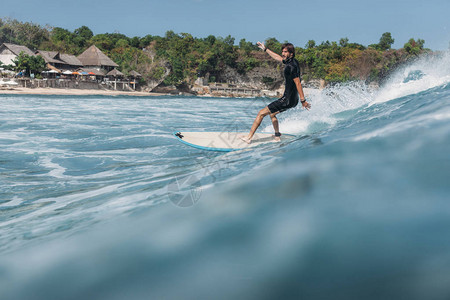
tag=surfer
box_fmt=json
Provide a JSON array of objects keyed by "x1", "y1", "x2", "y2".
[{"x1": 240, "y1": 42, "x2": 310, "y2": 143}]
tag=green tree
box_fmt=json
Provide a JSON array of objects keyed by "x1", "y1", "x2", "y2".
[
  {"x1": 73, "y1": 26, "x2": 93, "y2": 48},
  {"x1": 306, "y1": 40, "x2": 316, "y2": 49},
  {"x1": 130, "y1": 36, "x2": 140, "y2": 48},
  {"x1": 50, "y1": 27, "x2": 77, "y2": 52},
  {"x1": 216, "y1": 35, "x2": 237, "y2": 67},
  {"x1": 404, "y1": 38, "x2": 425, "y2": 55},
  {"x1": 0, "y1": 18, "x2": 49, "y2": 49},
  {"x1": 239, "y1": 38, "x2": 257, "y2": 54},
  {"x1": 51, "y1": 27, "x2": 74, "y2": 43},
  {"x1": 165, "y1": 30, "x2": 177, "y2": 40},
  {"x1": 116, "y1": 38, "x2": 130, "y2": 48},
  {"x1": 139, "y1": 35, "x2": 154, "y2": 48},
  {"x1": 378, "y1": 32, "x2": 395, "y2": 51},
  {"x1": 265, "y1": 37, "x2": 281, "y2": 52},
  {"x1": 74, "y1": 26, "x2": 93, "y2": 41},
  {"x1": 90, "y1": 34, "x2": 114, "y2": 51},
  {"x1": 204, "y1": 35, "x2": 216, "y2": 46},
  {"x1": 339, "y1": 37, "x2": 349, "y2": 47},
  {"x1": 91, "y1": 33, "x2": 130, "y2": 51},
  {"x1": 318, "y1": 41, "x2": 331, "y2": 50},
  {"x1": 110, "y1": 46, "x2": 152, "y2": 74},
  {"x1": 13, "y1": 52, "x2": 46, "y2": 76}
]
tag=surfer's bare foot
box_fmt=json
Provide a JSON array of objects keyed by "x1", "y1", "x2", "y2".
[
  {"x1": 239, "y1": 135, "x2": 252, "y2": 144},
  {"x1": 273, "y1": 132, "x2": 281, "y2": 142}
]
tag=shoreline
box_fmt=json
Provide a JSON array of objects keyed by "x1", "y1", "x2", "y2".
[
  {"x1": 0, "y1": 87, "x2": 166, "y2": 97},
  {"x1": 0, "y1": 86, "x2": 320, "y2": 98}
]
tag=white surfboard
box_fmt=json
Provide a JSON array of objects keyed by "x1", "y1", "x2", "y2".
[{"x1": 174, "y1": 131, "x2": 296, "y2": 152}]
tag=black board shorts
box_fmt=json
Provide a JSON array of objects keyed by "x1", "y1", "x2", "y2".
[{"x1": 267, "y1": 96, "x2": 299, "y2": 114}]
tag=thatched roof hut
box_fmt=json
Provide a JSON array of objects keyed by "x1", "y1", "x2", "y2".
[
  {"x1": 77, "y1": 45, "x2": 118, "y2": 70},
  {"x1": 59, "y1": 54, "x2": 83, "y2": 67},
  {"x1": 36, "y1": 51, "x2": 83, "y2": 71},
  {"x1": 1, "y1": 43, "x2": 35, "y2": 56},
  {"x1": 36, "y1": 51, "x2": 61, "y2": 63},
  {"x1": 106, "y1": 68, "x2": 124, "y2": 77},
  {"x1": 129, "y1": 70, "x2": 142, "y2": 77}
]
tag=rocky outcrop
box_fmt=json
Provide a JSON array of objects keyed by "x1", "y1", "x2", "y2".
[
  {"x1": 219, "y1": 65, "x2": 284, "y2": 91},
  {"x1": 140, "y1": 62, "x2": 171, "y2": 92},
  {"x1": 145, "y1": 59, "x2": 319, "y2": 97}
]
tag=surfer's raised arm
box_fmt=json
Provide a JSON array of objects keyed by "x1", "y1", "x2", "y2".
[{"x1": 257, "y1": 42, "x2": 283, "y2": 62}]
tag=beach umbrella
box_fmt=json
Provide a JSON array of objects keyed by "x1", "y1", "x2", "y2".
[
  {"x1": 63, "y1": 70, "x2": 73, "y2": 75},
  {"x1": 48, "y1": 70, "x2": 59, "y2": 74},
  {"x1": 72, "y1": 71, "x2": 80, "y2": 75},
  {"x1": 81, "y1": 72, "x2": 88, "y2": 75},
  {"x1": 88, "y1": 72, "x2": 96, "y2": 75}
]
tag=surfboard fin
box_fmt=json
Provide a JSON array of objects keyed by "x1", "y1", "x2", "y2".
[{"x1": 175, "y1": 132, "x2": 184, "y2": 139}]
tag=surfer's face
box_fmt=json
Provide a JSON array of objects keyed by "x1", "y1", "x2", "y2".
[{"x1": 281, "y1": 48, "x2": 292, "y2": 59}]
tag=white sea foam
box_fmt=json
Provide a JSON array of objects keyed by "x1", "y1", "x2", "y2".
[
  {"x1": 39, "y1": 156, "x2": 67, "y2": 178},
  {"x1": 265, "y1": 82, "x2": 375, "y2": 135},
  {"x1": 371, "y1": 51, "x2": 450, "y2": 106},
  {"x1": 0, "y1": 196, "x2": 24, "y2": 207}
]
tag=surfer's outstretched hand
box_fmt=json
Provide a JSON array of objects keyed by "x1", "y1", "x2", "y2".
[
  {"x1": 257, "y1": 42, "x2": 266, "y2": 51},
  {"x1": 302, "y1": 100, "x2": 311, "y2": 110}
]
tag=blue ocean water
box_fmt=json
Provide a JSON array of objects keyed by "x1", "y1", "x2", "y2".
[{"x1": 1, "y1": 53, "x2": 450, "y2": 299}]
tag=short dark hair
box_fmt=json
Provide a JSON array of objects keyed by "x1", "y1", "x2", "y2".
[{"x1": 281, "y1": 43, "x2": 295, "y2": 57}]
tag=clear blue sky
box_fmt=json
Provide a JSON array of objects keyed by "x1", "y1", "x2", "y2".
[{"x1": 2, "y1": 0, "x2": 450, "y2": 50}]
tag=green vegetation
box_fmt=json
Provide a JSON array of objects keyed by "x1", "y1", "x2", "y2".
[
  {"x1": 369, "y1": 32, "x2": 395, "y2": 51},
  {"x1": 0, "y1": 18, "x2": 49, "y2": 50},
  {"x1": 12, "y1": 52, "x2": 46, "y2": 76},
  {"x1": 297, "y1": 32, "x2": 429, "y2": 84},
  {"x1": 404, "y1": 38, "x2": 426, "y2": 56},
  {"x1": 0, "y1": 18, "x2": 431, "y2": 87}
]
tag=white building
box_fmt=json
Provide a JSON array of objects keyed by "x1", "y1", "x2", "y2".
[{"x1": 0, "y1": 43, "x2": 35, "y2": 66}]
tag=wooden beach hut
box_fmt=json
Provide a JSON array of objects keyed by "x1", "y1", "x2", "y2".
[
  {"x1": 106, "y1": 68, "x2": 124, "y2": 80},
  {"x1": 129, "y1": 70, "x2": 142, "y2": 90},
  {"x1": 36, "y1": 51, "x2": 84, "y2": 73},
  {"x1": 35, "y1": 51, "x2": 64, "y2": 73},
  {"x1": 129, "y1": 70, "x2": 142, "y2": 78},
  {"x1": 106, "y1": 68, "x2": 127, "y2": 90}
]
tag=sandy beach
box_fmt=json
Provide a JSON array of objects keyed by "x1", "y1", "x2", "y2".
[
  {"x1": 0, "y1": 86, "x2": 321, "y2": 98},
  {"x1": 0, "y1": 87, "x2": 165, "y2": 97}
]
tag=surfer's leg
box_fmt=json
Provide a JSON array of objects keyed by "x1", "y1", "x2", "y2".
[
  {"x1": 270, "y1": 112, "x2": 281, "y2": 141},
  {"x1": 240, "y1": 107, "x2": 271, "y2": 144}
]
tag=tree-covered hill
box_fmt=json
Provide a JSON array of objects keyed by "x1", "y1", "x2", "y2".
[{"x1": 0, "y1": 18, "x2": 430, "y2": 89}]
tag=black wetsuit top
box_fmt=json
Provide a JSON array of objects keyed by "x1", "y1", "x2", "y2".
[
  {"x1": 283, "y1": 57, "x2": 300, "y2": 102},
  {"x1": 268, "y1": 57, "x2": 301, "y2": 113}
]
